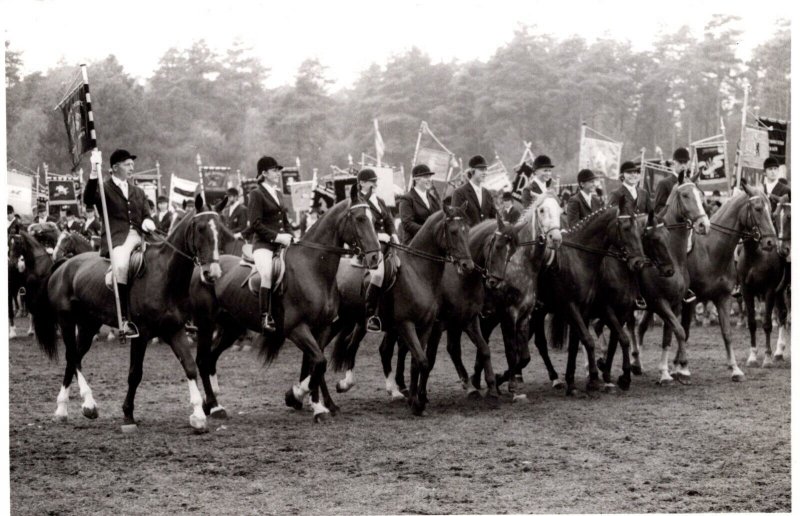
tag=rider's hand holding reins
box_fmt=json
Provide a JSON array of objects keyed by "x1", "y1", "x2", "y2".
[
  {"x1": 275, "y1": 233, "x2": 293, "y2": 247},
  {"x1": 141, "y1": 219, "x2": 156, "y2": 233}
]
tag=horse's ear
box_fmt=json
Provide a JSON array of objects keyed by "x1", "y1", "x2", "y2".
[
  {"x1": 647, "y1": 209, "x2": 655, "y2": 227},
  {"x1": 677, "y1": 170, "x2": 685, "y2": 184},
  {"x1": 195, "y1": 194, "x2": 204, "y2": 213},
  {"x1": 349, "y1": 183, "x2": 359, "y2": 203},
  {"x1": 214, "y1": 195, "x2": 229, "y2": 213},
  {"x1": 740, "y1": 177, "x2": 748, "y2": 189}
]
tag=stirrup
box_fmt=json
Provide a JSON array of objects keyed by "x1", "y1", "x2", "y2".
[
  {"x1": 683, "y1": 290, "x2": 697, "y2": 304},
  {"x1": 185, "y1": 322, "x2": 198, "y2": 333},
  {"x1": 731, "y1": 285, "x2": 742, "y2": 299},
  {"x1": 635, "y1": 297, "x2": 647, "y2": 310},
  {"x1": 366, "y1": 315, "x2": 382, "y2": 333},
  {"x1": 120, "y1": 320, "x2": 140, "y2": 339},
  {"x1": 262, "y1": 313, "x2": 276, "y2": 333}
]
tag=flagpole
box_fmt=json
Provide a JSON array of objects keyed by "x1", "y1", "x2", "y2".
[
  {"x1": 155, "y1": 161, "x2": 161, "y2": 195},
  {"x1": 411, "y1": 122, "x2": 424, "y2": 167},
  {"x1": 639, "y1": 147, "x2": 646, "y2": 189},
  {"x1": 735, "y1": 82, "x2": 749, "y2": 187},
  {"x1": 82, "y1": 64, "x2": 125, "y2": 335},
  {"x1": 196, "y1": 153, "x2": 206, "y2": 204}
]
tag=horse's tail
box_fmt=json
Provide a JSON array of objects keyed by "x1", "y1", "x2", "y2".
[
  {"x1": 256, "y1": 332, "x2": 287, "y2": 365},
  {"x1": 30, "y1": 270, "x2": 59, "y2": 361},
  {"x1": 330, "y1": 322, "x2": 357, "y2": 372},
  {"x1": 550, "y1": 311, "x2": 568, "y2": 350}
]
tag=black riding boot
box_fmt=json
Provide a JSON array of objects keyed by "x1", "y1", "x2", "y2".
[
  {"x1": 365, "y1": 283, "x2": 383, "y2": 333},
  {"x1": 117, "y1": 283, "x2": 139, "y2": 338},
  {"x1": 260, "y1": 287, "x2": 276, "y2": 333}
]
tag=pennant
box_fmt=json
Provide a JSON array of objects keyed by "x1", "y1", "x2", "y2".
[{"x1": 59, "y1": 84, "x2": 91, "y2": 170}]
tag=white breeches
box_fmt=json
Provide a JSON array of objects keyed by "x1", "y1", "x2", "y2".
[
  {"x1": 253, "y1": 248, "x2": 274, "y2": 289},
  {"x1": 368, "y1": 251, "x2": 385, "y2": 287},
  {"x1": 110, "y1": 229, "x2": 141, "y2": 285}
]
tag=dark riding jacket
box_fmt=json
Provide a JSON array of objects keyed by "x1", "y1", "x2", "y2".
[
  {"x1": 84, "y1": 177, "x2": 152, "y2": 257},
  {"x1": 608, "y1": 185, "x2": 652, "y2": 214},
  {"x1": 566, "y1": 191, "x2": 604, "y2": 227},
  {"x1": 248, "y1": 182, "x2": 291, "y2": 251},
  {"x1": 451, "y1": 182, "x2": 497, "y2": 227},
  {"x1": 398, "y1": 188, "x2": 440, "y2": 244}
]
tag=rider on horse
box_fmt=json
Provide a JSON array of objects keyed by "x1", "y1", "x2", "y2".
[
  {"x1": 450, "y1": 155, "x2": 498, "y2": 227},
  {"x1": 83, "y1": 149, "x2": 157, "y2": 338},
  {"x1": 520, "y1": 155, "x2": 554, "y2": 208},
  {"x1": 223, "y1": 187, "x2": 249, "y2": 240},
  {"x1": 248, "y1": 156, "x2": 293, "y2": 333},
  {"x1": 398, "y1": 164, "x2": 440, "y2": 244},
  {"x1": 566, "y1": 168, "x2": 604, "y2": 227},
  {"x1": 654, "y1": 147, "x2": 690, "y2": 215},
  {"x1": 358, "y1": 168, "x2": 400, "y2": 333}
]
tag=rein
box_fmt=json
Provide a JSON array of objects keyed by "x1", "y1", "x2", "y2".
[
  {"x1": 709, "y1": 196, "x2": 776, "y2": 243},
  {"x1": 150, "y1": 211, "x2": 222, "y2": 266}
]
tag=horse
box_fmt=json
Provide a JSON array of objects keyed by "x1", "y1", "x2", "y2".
[
  {"x1": 333, "y1": 212, "x2": 519, "y2": 403},
  {"x1": 531, "y1": 196, "x2": 648, "y2": 395},
  {"x1": 594, "y1": 210, "x2": 677, "y2": 390},
  {"x1": 774, "y1": 194, "x2": 791, "y2": 359},
  {"x1": 623, "y1": 175, "x2": 711, "y2": 384},
  {"x1": 31, "y1": 195, "x2": 223, "y2": 432},
  {"x1": 737, "y1": 192, "x2": 790, "y2": 367},
  {"x1": 53, "y1": 230, "x2": 94, "y2": 262},
  {"x1": 8, "y1": 231, "x2": 59, "y2": 338},
  {"x1": 188, "y1": 188, "x2": 381, "y2": 423},
  {"x1": 329, "y1": 204, "x2": 475, "y2": 415}
]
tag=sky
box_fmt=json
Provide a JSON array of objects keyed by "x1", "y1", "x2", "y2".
[{"x1": 3, "y1": 0, "x2": 792, "y2": 89}]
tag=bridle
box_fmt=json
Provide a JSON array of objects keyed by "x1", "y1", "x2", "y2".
[
  {"x1": 558, "y1": 213, "x2": 646, "y2": 269},
  {"x1": 9, "y1": 234, "x2": 51, "y2": 271},
  {"x1": 151, "y1": 211, "x2": 223, "y2": 267},
  {"x1": 709, "y1": 195, "x2": 777, "y2": 243},
  {"x1": 292, "y1": 201, "x2": 381, "y2": 259},
  {"x1": 664, "y1": 182, "x2": 708, "y2": 231},
  {"x1": 387, "y1": 213, "x2": 471, "y2": 268},
  {"x1": 478, "y1": 229, "x2": 517, "y2": 283},
  {"x1": 642, "y1": 222, "x2": 669, "y2": 270}
]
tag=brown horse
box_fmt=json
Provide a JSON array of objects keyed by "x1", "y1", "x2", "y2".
[
  {"x1": 329, "y1": 205, "x2": 474, "y2": 415},
  {"x1": 738, "y1": 191, "x2": 790, "y2": 368},
  {"x1": 189, "y1": 189, "x2": 381, "y2": 422},
  {"x1": 53, "y1": 230, "x2": 94, "y2": 262},
  {"x1": 774, "y1": 194, "x2": 791, "y2": 359},
  {"x1": 595, "y1": 210, "x2": 676, "y2": 390},
  {"x1": 533, "y1": 196, "x2": 648, "y2": 395},
  {"x1": 31, "y1": 195, "x2": 223, "y2": 432},
  {"x1": 628, "y1": 175, "x2": 711, "y2": 383},
  {"x1": 335, "y1": 213, "x2": 519, "y2": 403},
  {"x1": 9, "y1": 232, "x2": 57, "y2": 338}
]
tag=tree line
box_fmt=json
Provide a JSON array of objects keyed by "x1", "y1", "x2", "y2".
[{"x1": 5, "y1": 15, "x2": 790, "y2": 187}]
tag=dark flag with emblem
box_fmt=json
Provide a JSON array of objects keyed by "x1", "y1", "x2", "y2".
[{"x1": 59, "y1": 83, "x2": 93, "y2": 170}]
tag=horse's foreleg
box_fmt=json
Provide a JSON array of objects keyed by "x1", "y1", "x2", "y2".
[
  {"x1": 287, "y1": 323, "x2": 330, "y2": 423},
  {"x1": 336, "y1": 323, "x2": 366, "y2": 394},
  {"x1": 529, "y1": 309, "x2": 561, "y2": 388},
  {"x1": 164, "y1": 330, "x2": 207, "y2": 432},
  {"x1": 760, "y1": 291, "x2": 776, "y2": 368},
  {"x1": 464, "y1": 316, "x2": 500, "y2": 399},
  {"x1": 53, "y1": 315, "x2": 78, "y2": 422},
  {"x1": 743, "y1": 289, "x2": 760, "y2": 367},
  {"x1": 395, "y1": 335, "x2": 409, "y2": 396},
  {"x1": 122, "y1": 336, "x2": 150, "y2": 428},
  {"x1": 632, "y1": 310, "x2": 654, "y2": 374},
  {"x1": 378, "y1": 331, "x2": 405, "y2": 400},
  {"x1": 397, "y1": 321, "x2": 428, "y2": 415},
  {"x1": 201, "y1": 323, "x2": 243, "y2": 419},
  {"x1": 75, "y1": 320, "x2": 101, "y2": 419},
  {"x1": 774, "y1": 285, "x2": 789, "y2": 360},
  {"x1": 715, "y1": 296, "x2": 745, "y2": 381},
  {"x1": 565, "y1": 303, "x2": 602, "y2": 391},
  {"x1": 445, "y1": 323, "x2": 470, "y2": 390}
]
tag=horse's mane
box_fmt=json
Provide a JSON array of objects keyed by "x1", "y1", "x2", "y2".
[
  {"x1": 67, "y1": 231, "x2": 91, "y2": 247},
  {"x1": 20, "y1": 231, "x2": 49, "y2": 254},
  {"x1": 710, "y1": 189, "x2": 750, "y2": 224},
  {"x1": 301, "y1": 198, "x2": 349, "y2": 242},
  {"x1": 562, "y1": 204, "x2": 618, "y2": 236},
  {"x1": 469, "y1": 219, "x2": 519, "y2": 259}
]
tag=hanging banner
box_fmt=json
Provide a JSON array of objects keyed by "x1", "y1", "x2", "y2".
[
  {"x1": 693, "y1": 143, "x2": 728, "y2": 192},
  {"x1": 373, "y1": 166, "x2": 396, "y2": 207},
  {"x1": 578, "y1": 131, "x2": 623, "y2": 181},
  {"x1": 170, "y1": 174, "x2": 199, "y2": 207},
  {"x1": 415, "y1": 147, "x2": 451, "y2": 182},
  {"x1": 288, "y1": 180, "x2": 314, "y2": 214},
  {"x1": 483, "y1": 159, "x2": 512, "y2": 192},
  {"x1": 281, "y1": 168, "x2": 301, "y2": 195},
  {"x1": 741, "y1": 126, "x2": 770, "y2": 170},
  {"x1": 640, "y1": 160, "x2": 672, "y2": 198},
  {"x1": 58, "y1": 83, "x2": 91, "y2": 170},
  {"x1": 8, "y1": 171, "x2": 34, "y2": 217},
  {"x1": 758, "y1": 117, "x2": 788, "y2": 165}
]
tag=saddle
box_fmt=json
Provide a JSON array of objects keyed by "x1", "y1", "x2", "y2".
[
  {"x1": 240, "y1": 247, "x2": 287, "y2": 296},
  {"x1": 360, "y1": 247, "x2": 400, "y2": 295},
  {"x1": 104, "y1": 243, "x2": 147, "y2": 290}
]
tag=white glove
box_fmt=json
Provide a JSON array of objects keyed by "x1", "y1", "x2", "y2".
[
  {"x1": 142, "y1": 219, "x2": 156, "y2": 233},
  {"x1": 275, "y1": 233, "x2": 294, "y2": 247},
  {"x1": 378, "y1": 232, "x2": 391, "y2": 244},
  {"x1": 390, "y1": 234, "x2": 400, "y2": 244},
  {"x1": 234, "y1": 232, "x2": 243, "y2": 240},
  {"x1": 89, "y1": 150, "x2": 102, "y2": 179}
]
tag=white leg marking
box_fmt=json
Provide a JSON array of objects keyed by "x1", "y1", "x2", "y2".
[
  {"x1": 76, "y1": 371, "x2": 96, "y2": 411},
  {"x1": 384, "y1": 374, "x2": 404, "y2": 400},
  {"x1": 746, "y1": 348, "x2": 759, "y2": 367},
  {"x1": 54, "y1": 385, "x2": 70, "y2": 419},
  {"x1": 774, "y1": 326, "x2": 787, "y2": 358},
  {"x1": 9, "y1": 326, "x2": 17, "y2": 339},
  {"x1": 658, "y1": 348, "x2": 673, "y2": 383},
  {"x1": 210, "y1": 374, "x2": 220, "y2": 395},
  {"x1": 27, "y1": 315, "x2": 34, "y2": 336},
  {"x1": 337, "y1": 369, "x2": 356, "y2": 392},
  {"x1": 310, "y1": 399, "x2": 330, "y2": 418},
  {"x1": 293, "y1": 376, "x2": 311, "y2": 402},
  {"x1": 187, "y1": 379, "x2": 207, "y2": 430}
]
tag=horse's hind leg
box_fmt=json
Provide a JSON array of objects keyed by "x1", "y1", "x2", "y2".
[
  {"x1": 122, "y1": 336, "x2": 150, "y2": 427},
  {"x1": 202, "y1": 323, "x2": 243, "y2": 418},
  {"x1": 379, "y1": 331, "x2": 405, "y2": 400},
  {"x1": 714, "y1": 296, "x2": 745, "y2": 381},
  {"x1": 758, "y1": 291, "x2": 776, "y2": 368},
  {"x1": 445, "y1": 324, "x2": 471, "y2": 391},
  {"x1": 774, "y1": 286, "x2": 789, "y2": 360},
  {"x1": 395, "y1": 335, "x2": 410, "y2": 397},
  {"x1": 53, "y1": 315, "x2": 78, "y2": 422},
  {"x1": 632, "y1": 311, "x2": 653, "y2": 375},
  {"x1": 163, "y1": 330, "x2": 207, "y2": 432},
  {"x1": 529, "y1": 310, "x2": 561, "y2": 389},
  {"x1": 464, "y1": 317, "x2": 500, "y2": 400},
  {"x1": 743, "y1": 289, "x2": 760, "y2": 367},
  {"x1": 336, "y1": 323, "x2": 366, "y2": 393},
  {"x1": 75, "y1": 319, "x2": 102, "y2": 419},
  {"x1": 288, "y1": 323, "x2": 331, "y2": 423}
]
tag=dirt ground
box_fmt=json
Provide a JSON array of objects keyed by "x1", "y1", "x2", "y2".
[{"x1": 9, "y1": 317, "x2": 790, "y2": 514}]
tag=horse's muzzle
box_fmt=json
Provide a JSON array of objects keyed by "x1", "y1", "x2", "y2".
[
  {"x1": 658, "y1": 264, "x2": 675, "y2": 277},
  {"x1": 547, "y1": 230, "x2": 563, "y2": 249},
  {"x1": 761, "y1": 236, "x2": 776, "y2": 252},
  {"x1": 455, "y1": 258, "x2": 475, "y2": 275},
  {"x1": 628, "y1": 256, "x2": 647, "y2": 272},
  {"x1": 778, "y1": 244, "x2": 790, "y2": 258},
  {"x1": 694, "y1": 216, "x2": 710, "y2": 235},
  {"x1": 201, "y1": 262, "x2": 222, "y2": 284},
  {"x1": 485, "y1": 277, "x2": 500, "y2": 289}
]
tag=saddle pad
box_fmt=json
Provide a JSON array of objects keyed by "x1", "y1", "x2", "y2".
[
  {"x1": 103, "y1": 243, "x2": 146, "y2": 290},
  {"x1": 242, "y1": 248, "x2": 287, "y2": 295}
]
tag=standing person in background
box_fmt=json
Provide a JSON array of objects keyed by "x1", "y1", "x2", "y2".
[
  {"x1": 8, "y1": 205, "x2": 24, "y2": 235},
  {"x1": 398, "y1": 164, "x2": 440, "y2": 244},
  {"x1": 63, "y1": 207, "x2": 81, "y2": 232},
  {"x1": 451, "y1": 155, "x2": 497, "y2": 227},
  {"x1": 223, "y1": 187, "x2": 248, "y2": 240},
  {"x1": 763, "y1": 157, "x2": 790, "y2": 213}
]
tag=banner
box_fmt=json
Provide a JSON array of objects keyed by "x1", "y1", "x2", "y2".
[
  {"x1": 48, "y1": 179, "x2": 78, "y2": 206},
  {"x1": 288, "y1": 180, "x2": 314, "y2": 214},
  {"x1": 200, "y1": 168, "x2": 229, "y2": 190},
  {"x1": 483, "y1": 159, "x2": 512, "y2": 192},
  {"x1": 758, "y1": 117, "x2": 788, "y2": 165},
  {"x1": 8, "y1": 171, "x2": 34, "y2": 217},
  {"x1": 741, "y1": 126, "x2": 770, "y2": 170},
  {"x1": 59, "y1": 84, "x2": 91, "y2": 170},
  {"x1": 640, "y1": 160, "x2": 672, "y2": 198},
  {"x1": 579, "y1": 136, "x2": 623, "y2": 180},
  {"x1": 693, "y1": 144, "x2": 728, "y2": 192},
  {"x1": 170, "y1": 174, "x2": 199, "y2": 207},
  {"x1": 140, "y1": 183, "x2": 158, "y2": 207},
  {"x1": 416, "y1": 147, "x2": 451, "y2": 182},
  {"x1": 280, "y1": 168, "x2": 301, "y2": 195},
  {"x1": 373, "y1": 166, "x2": 396, "y2": 206}
]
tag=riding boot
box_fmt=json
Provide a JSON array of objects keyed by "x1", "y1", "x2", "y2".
[
  {"x1": 365, "y1": 284, "x2": 383, "y2": 333},
  {"x1": 260, "y1": 287, "x2": 276, "y2": 333},
  {"x1": 116, "y1": 284, "x2": 139, "y2": 339},
  {"x1": 683, "y1": 288, "x2": 697, "y2": 304}
]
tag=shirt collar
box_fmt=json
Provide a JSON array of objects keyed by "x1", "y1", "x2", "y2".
[
  {"x1": 580, "y1": 190, "x2": 593, "y2": 204},
  {"x1": 469, "y1": 180, "x2": 483, "y2": 196},
  {"x1": 260, "y1": 181, "x2": 280, "y2": 201},
  {"x1": 623, "y1": 182, "x2": 638, "y2": 197},
  {"x1": 414, "y1": 186, "x2": 429, "y2": 201},
  {"x1": 111, "y1": 174, "x2": 128, "y2": 190},
  {"x1": 764, "y1": 178, "x2": 779, "y2": 191},
  {"x1": 533, "y1": 176, "x2": 548, "y2": 191}
]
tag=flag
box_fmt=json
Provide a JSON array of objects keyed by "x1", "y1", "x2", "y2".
[
  {"x1": 374, "y1": 119, "x2": 385, "y2": 165},
  {"x1": 170, "y1": 174, "x2": 199, "y2": 207},
  {"x1": 483, "y1": 159, "x2": 511, "y2": 192},
  {"x1": 578, "y1": 127, "x2": 623, "y2": 180},
  {"x1": 58, "y1": 83, "x2": 92, "y2": 170}
]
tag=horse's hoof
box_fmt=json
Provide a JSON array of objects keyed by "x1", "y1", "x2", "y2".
[
  {"x1": 565, "y1": 386, "x2": 575, "y2": 397},
  {"x1": 120, "y1": 424, "x2": 138, "y2": 434},
  {"x1": 467, "y1": 389, "x2": 482, "y2": 401},
  {"x1": 284, "y1": 389, "x2": 304, "y2": 410},
  {"x1": 471, "y1": 374, "x2": 483, "y2": 390},
  {"x1": 485, "y1": 389, "x2": 501, "y2": 403},
  {"x1": 731, "y1": 372, "x2": 746, "y2": 382},
  {"x1": 411, "y1": 400, "x2": 425, "y2": 417},
  {"x1": 773, "y1": 353, "x2": 785, "y2": 361},
  {"x1": 656, "y1": 374, "x2": 673, "y2": 386},
  {"x1": 82, "y1": 406, "x2": 99, "y2": 419},
  {"x1": 552, "y1": 378, "x2": 565, "y2": 390},
  {"x1": 512, "y1": 393, "x2": 528, "y2": 403},
  {"x1": 630, "y1": 364, "x2": 643, "y2": 376},
  {"x1": 399, "y1": 388, "x2": 410, "y2": 398},
  {"x1": 52, "y1": 414, "x2": 68, "y2": 423},
  {"x1": 335, "y1": 381, "x2": 351, "y2": 394},
  {"x1": 762, "y1": 357, "x2": 774, "y2": 369},
  {"x1": 746, "y1": 356, "x2": 759, "y2": 368},
  {"x1": 190, "y1": 415, "x2": 208, "y2": 433},
  {"x1": 313, "y1": 411, "x2": 331, "y2": 424},
  {"x1": 389, "y1": 391, "x2": 406, "y2": 402},
  {"x1": 617, "y1": 375, "x2": 631, "y2": 391},
  {"x1": 209, "y1": 406, "x2": 228, "y2": 419},
  {"x1": 327, "y1": 404, "x2": 341, "y2": 417},
  {"x1": 602, "y1": 383, "x2": 616, "y2": 393},
  {"x1": 586, "y1": 378, "x2": 604, "y2": 392},
  {"x1": 602, "y1": 372, "x2": 612, "y2": 384}
]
